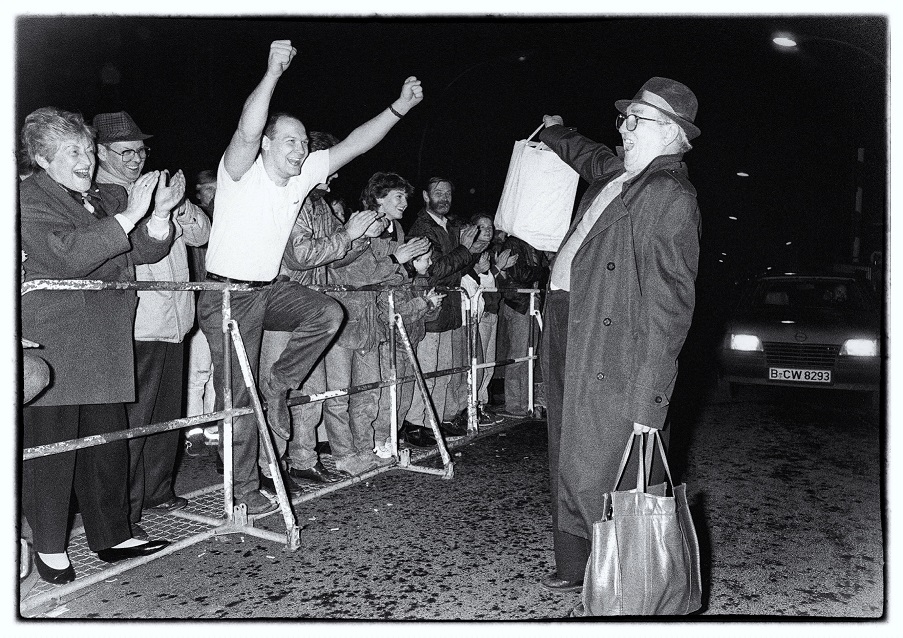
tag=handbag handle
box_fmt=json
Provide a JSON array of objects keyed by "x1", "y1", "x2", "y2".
[
  {"x1": 611, "y1": 430, "x2": 675, "y2": 493},
  {"x1": 526, "y1": 123, "x2": 545, "y2": 142}
]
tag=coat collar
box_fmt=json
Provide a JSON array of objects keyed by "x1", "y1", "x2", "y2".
[{"x1": 31, "y1": 170, "x2": 100, "y2": 225}]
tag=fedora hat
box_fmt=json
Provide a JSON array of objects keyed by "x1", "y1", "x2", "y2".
[
  {"x1": 92, "y1": 111, "x2": 153, "y2": 144},
  {"x1": 615, "y1": 77, "x2": 700, "y2": 140}
]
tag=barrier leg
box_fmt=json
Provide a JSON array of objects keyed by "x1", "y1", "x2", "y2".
[
  {"x1": 387, "y1": 292, "x2": 399, "y2": 458},
  {"x1": 393, "y1": 313, "x2": 454, "y2": 479},
  {"x1": 225, "y1": 320, "x2": 301, "y2": 551},
  {"x1": 527, "y1": 291, "x2": 535, "y2": 417},
  {"x1": 220, "y1": 290, "x2": 235, "y2": 520},
  {"x1": 467, "y1": 295, "x2": 479, "y2": 434}
]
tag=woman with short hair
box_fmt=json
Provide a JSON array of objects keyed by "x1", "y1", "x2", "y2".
[{"x1": 19, "y1": 107, "x2": 176, "y2": 583}]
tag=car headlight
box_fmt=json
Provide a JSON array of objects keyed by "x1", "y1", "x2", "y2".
[
  {"x1": 840, "y1": 338, "x2": 878, "y2": 356},
  {"x1": 729, "y1": 334, "x2": 763, "y2": 352}
]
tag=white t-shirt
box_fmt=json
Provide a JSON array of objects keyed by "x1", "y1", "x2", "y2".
[{"x1": 205, "y1": 150, "x2": 330, "y2": 281}]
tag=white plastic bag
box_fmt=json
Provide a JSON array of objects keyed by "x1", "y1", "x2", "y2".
[{"x1": 495, "y1": 124, "x2": 579, "y2": 252}]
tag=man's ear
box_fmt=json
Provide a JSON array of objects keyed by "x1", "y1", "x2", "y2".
[
  {"x1": 422, "y1": 190, "x2": 429, "y2": 206},
  {"x1": 662, "y1": 121, "x2": 680, "y2": 148},
  {"x1": 261, "y1": 135, "x2": 272, "y2": 152},
  {"x1": 96, "y1": 144, "x2": 109, "y2": 164}
]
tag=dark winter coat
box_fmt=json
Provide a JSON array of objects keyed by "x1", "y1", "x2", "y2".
[
  {"x1": 20, "y1": 170, "x2": 174, "y2": 406},
  {"x1": 538, "y1": 124, "x2": 700, "y2": 539},
  {"x1": 407, "y1": 208, "x2": 476, "y2": 332}
]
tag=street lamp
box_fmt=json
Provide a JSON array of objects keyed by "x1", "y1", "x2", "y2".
[
  {"x1": 772, "y1": 30, "x2": 887, "y2": 266},
  {"x1": 771, "y1": 32, "x2": 887, "y2": 71}
]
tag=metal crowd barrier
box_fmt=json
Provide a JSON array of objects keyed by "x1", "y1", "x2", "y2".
[{"x1": 19, "y1": 278, "x2": 542, "y2": 555}]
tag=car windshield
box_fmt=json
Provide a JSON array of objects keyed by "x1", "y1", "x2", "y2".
[{"x1": 751, "y1": 279, "x2": 868, "y2": 311}]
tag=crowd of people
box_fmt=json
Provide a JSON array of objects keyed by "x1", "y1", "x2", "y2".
[
  {"x1": 18, "y1": 40, "x2": 549, "y2": 584},
  {"x1": 20, "y1": 38, "x2": 701, "y2": 612}
]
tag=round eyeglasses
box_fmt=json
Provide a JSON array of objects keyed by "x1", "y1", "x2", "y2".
[
  {"x1": 108, "y1": 146, "x2": 150, "y2": 161},
  {"x1": 615, "y1": 113, "x2": 659, "y2": 132}
]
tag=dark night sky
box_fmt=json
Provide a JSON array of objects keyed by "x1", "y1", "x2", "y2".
[{"x1": 11, "y1": 13, "x2": 889, "y2": 293}]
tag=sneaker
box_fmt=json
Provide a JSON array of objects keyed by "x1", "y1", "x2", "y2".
[
  {"x1": 374, "y1": 437, "x2": 394, "y2": 459},
  {"x1": 203, "y1": 425, "x2": 220, "y2": 445},
  {"x1": 236, "y1": 489, "x2": 278, "y2": 516},
  {"x1": 335, "y1": 451, "x2": 395, "y2": 476},
  {"x1": 478, "y1": 404, "x2": 503, "y2": 425},
  {"x1": 440, "y1": 410, "x2": 469, "y2": 437},
  {"x1": 362, "y1": 450, "x2": 396, "y2": 468},
  {"x1": 494, "y1": 407, "x2": 528, "y2": 420}
]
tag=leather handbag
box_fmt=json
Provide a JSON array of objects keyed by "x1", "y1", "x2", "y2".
[{"x1": 578, "y1": 431, "x2": 702, "y2": 616}]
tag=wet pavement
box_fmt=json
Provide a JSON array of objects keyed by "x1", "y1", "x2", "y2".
[{"x1": 17, "y1": 383, "x2": 886, "y2": 624}]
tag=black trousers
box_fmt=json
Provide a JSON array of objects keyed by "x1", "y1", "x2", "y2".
[
  {"x1": 542, "y1": 290, "x2": 591, "y2": 581},
  {"x1": 22, "y1": 403, "x2": 132, "y2": 553},
  {"x1": 126, "y1": 340, "x2": 185, "y2": 522}
]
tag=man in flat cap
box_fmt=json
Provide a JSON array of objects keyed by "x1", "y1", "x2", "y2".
[
  {"x1": 94, "y1": 111, "x2": 211, "y2": 535},
  {"x1": 536, "y1": 77, "x2": 702, "y2": 595}
]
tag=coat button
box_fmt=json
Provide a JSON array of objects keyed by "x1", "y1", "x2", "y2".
[
  {"x1": 654, "y1": 396, "x2": 663, "y2": 404},
  {"x1": 596, "y1": 372, "x2": 605, "y2": 380},
  {"x1": 607, "y1": 262, "x2": 615, "y2": 270},
  {"x1": 603, "y1": 318, "x2": 612, "y2": 326}
]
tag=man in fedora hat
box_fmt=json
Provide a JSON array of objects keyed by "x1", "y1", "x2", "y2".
[
  {"x1": 535, "y1": 77, "x2": 701, "y2": 595},
  {"x1": 93, "y1": 110, "x2": 211, "y2": 534}
]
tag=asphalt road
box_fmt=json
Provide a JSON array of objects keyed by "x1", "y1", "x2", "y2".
[{"x1": 18, "y1": 382, "x2": 885, "y2": 624}]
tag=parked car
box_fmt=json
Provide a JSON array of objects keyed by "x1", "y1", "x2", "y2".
[{"x1": 717, "y1": 273, "x2": 882, "y2": 406}]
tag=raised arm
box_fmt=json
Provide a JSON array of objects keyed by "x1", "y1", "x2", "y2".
[
  {"x1": 327, "y1": 76, "x2": 424, "y2": 174},
  {"x1": 223, "y1": 40, "x2": 297, "y2": 181}
]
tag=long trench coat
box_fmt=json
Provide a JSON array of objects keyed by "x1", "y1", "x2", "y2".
[
  {"x1": 538, "y1": 124, "x2": 701, "y2": 539},
  {"x1": 20, "y1": 170, "x2": 173, "y2": 407}
]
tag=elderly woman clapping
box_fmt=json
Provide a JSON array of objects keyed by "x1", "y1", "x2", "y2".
[{"x1": 19, "y1": 107, "x2": 180, "y2": 583}]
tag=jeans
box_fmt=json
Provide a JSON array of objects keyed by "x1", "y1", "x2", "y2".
[
  {"x1": 197, "y1": 280, "x2": 342, "y2": 498},
  {"x1": 257, "y1": 330, "x2": 326, "y2": 474},
  {"x1": 476, "y1": 312, "x2": 498, "y2": 404},
  {"x1": 186, "y1": 327, "x2": 215, "y2": 418},
  {"x1": 501, "y1": 302, "x2": 533, "y2": 415},
  {"x1": 322, "y1": 344, "x2": 382, "y2": 459},
  {"x1": 407, "y1": 325, "x2": 469, "y2": 425}
]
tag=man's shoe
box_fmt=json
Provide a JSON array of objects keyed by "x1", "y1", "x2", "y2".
[
  {"x1": 262, "y1": 381, "x2": 291, "y2": 440},
  {"x1": 401, "y1": 421, "x2": 437, "y2": 448},
  {"x1": 259, "y1": 472, "x2": 304, "y2": 497},
  {"x1": 145, "y1": 496, "x2": 188, "y2": 513},
  {"x1": 288, "y1": 461, "x2": 344, "y2": 484},
  {"x1": 539, "y1": 571, "x2": 584, "y2": 592},
  {"x1": 131, "y1": 523, "x2": 149, "y2": 540},
  {"x1": 96, "y1": 540, "x2": 170, "y2": 564},
  {"x1": 236, "y1": 489, "x2": 278, "y2": 516},
  {"x1": 440, "y1": 411, "x2": 469, "y2": 437},
  {"x1": 34, "y1": 553, "x2": 75, "y2": 585}
]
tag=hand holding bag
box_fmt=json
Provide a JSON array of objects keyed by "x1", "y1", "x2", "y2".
[
  {"x1": 494, "y1": 124, "x2": 579, "y2": 252},
  {"x1": 579, "y1": 431, "x2": 702, "y2": 616}
]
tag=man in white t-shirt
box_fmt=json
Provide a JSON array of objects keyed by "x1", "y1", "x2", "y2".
[{"x1": 197, "y1": 40, "x2": 423, "y2": 514}]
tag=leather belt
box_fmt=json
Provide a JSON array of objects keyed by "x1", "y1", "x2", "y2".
[{"x1": 206, "y1": 271, "x2": 274, "y2": 288}]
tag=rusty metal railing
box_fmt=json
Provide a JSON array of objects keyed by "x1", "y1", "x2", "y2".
[{"x1": 20, "y1": 278, "x2": 541, "y2": 551}]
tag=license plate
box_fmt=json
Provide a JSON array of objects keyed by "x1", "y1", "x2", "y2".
[{"x1": 768, "y1": 368, "x2": 832, "y2": 383}]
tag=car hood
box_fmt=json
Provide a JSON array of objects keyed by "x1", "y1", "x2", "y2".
[{"x1": 727, "y1": 307, "x2": 879, "y2": 343}]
